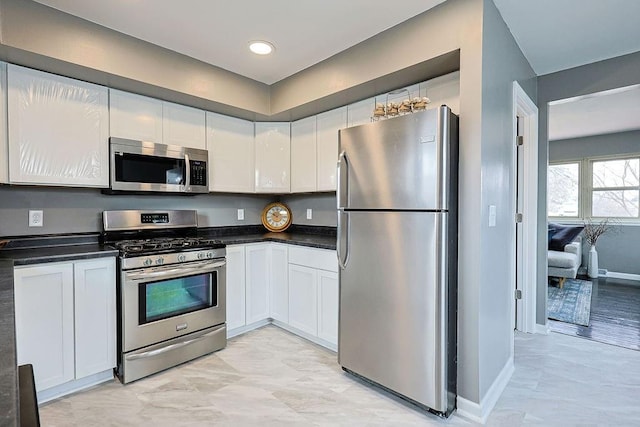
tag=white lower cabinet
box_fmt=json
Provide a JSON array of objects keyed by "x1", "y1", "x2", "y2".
[
  {"x1": 269, "y1": 244, "x2": 289, "y2": 323},
  {"x1": 245, "y1": 244, "x2": 271, "y2": 324},
  {"x1": 288, "y1": 264, "x2": 318, "y2": 336},
  {"x1": 225, "y1": 245, "x2": 247, "y2": 331},
  {"x1": 13, "y1": 257, "x2": 116, "y2": 398},
  {"x1": 224, "y1": 243, "x2": 337, "y2": 351}
]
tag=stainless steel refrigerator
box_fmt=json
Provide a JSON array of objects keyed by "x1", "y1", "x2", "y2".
[{"x1": 337, "y1": 105, "x2": 458, "y2": 417}]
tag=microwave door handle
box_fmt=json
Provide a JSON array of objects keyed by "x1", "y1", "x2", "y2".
[{"x1": 184, "y1": 153, "x2": 191, "y2": 190}]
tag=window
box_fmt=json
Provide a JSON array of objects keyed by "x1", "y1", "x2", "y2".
[
  {"x1": 591, "y1": 158, "x2": 640, "y2": 218},
  {"x1": 548, "y1": 162, "x2": 580, "y2": 217},
  {"x1": 549, "y1": 155, "x2": 640, "y2": 222}
]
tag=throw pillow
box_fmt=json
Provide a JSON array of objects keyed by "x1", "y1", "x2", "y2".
[{"x1": 549, "y1": 224, "x2": 584, "y2": 251}]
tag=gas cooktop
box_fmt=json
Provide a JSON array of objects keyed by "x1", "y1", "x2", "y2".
[{"x1": 113, "y1": 237, "x2": 225, "y2": 256}]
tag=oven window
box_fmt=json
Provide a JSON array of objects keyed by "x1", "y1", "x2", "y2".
[
  {"x1": 115, "y1": 152, "x2": 185, "y2": 185},
  {"x1": 138, "y1": 272, "x2": 217, "y2": 325}
]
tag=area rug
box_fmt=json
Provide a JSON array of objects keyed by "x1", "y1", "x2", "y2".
[{"x1": 548, "y1": 278, "x2": 593, "y2": 326}]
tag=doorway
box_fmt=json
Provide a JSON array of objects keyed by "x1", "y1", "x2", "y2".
[{"x1": 511, "y1": 82, "x2": 538, "y2": 336}]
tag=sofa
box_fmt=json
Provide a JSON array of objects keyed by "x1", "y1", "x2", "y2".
[{"x1": 548, "y1": 236, "x2": 582, "y2": 288}]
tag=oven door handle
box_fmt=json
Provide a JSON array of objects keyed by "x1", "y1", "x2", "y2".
[
  {"x1": 124, "y1": 327, "x2": 225, "y2": 361},
  {"x1": 125, "y1": 260, "x2": 226, "y2": 281}
]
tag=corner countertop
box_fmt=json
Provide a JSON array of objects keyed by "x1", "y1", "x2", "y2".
[
  {"x1": 0, "y1": 243, "x2": 119, "y2": 266},
  {"x1": 209, "y1": 232, "x2": 336, "y2": 250}
]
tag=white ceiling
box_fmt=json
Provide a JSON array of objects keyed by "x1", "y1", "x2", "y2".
[
  {"x1": 34, "y1": 0, "x2": 445, "y2": 85},
  {"x1": 549, "y1": 85, "x2": 640, "y2": 141},
  {"x1": 492, "y1": 0, "x2": 640, "y2": 76}
]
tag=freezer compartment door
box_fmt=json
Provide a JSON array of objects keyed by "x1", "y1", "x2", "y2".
[
  {"x1": 338, "y1": 211, "x2": 451, "y2": 412},
  {"x1": 337, "y1": 107, "x2": 453, "y2": 210}
]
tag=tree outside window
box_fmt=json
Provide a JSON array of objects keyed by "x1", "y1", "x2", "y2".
[
  {"x1": 592, "y1": 158, "x2": 640, "y2": 218},
  {"x1": 548, "y1": 162, "x2": 580, "y2": 217}
]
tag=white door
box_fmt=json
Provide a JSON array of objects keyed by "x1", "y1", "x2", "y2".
[
  {"x1": 14, "y1": 263, "x2": 75, "y2": 391},
  {"x1": 162, "y1": 101, "x2": 206, "y2": 149},
  {"x1": 317, "y1": 270, "x2": 339, "y2": 346},
  {"x1": 316, "y1": 107, "x2": 347, "y2": 191},
  {"x1": 269, "y1": 244, "x2": 289, "y2": 323},
  {"x1": 8, "y1": 65, "x2": 109, "y2": 187},
  {"x1": 288, "y1": 264, "x2": 318, "y2": 336},
  {"x1": 290, "y1": 116, "x2": 317, "y2": 193},
  {"x1": 0, "y1": 62, "x2": 8, "y2": 184},
  {"x1": 254, "y1": 122, "x2": 290, "y2": 193},
  {"x1": 225, "y1": 245, "x2": 247, "y2": 331},
  {"x1": 206, "y1": 112, "x2": 255, "y2": 193},
  {"x1": 245, "y1": 244, "x2": 270, "y2": 324},
  {"x1": 73, "y1": 258, "x2": 116, "y2": 379},
  {"x1": 109, "y1": 89, "x2": 163, "y2": 143}
]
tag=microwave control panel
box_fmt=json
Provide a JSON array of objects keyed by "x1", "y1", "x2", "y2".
[{"x1": 190, "y1": 161, "x2": 207, "y2": 186}]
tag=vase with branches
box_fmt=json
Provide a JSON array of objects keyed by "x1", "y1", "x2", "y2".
[{"x1": 582, "y1": 218, "x2": 617, "y2": 278}]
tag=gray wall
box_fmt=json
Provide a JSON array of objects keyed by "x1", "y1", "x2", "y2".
[
  {"x1": 477, "y1": 0, "x2": 537, "y2": 398},
  {"x1": 537, "y1": 51, "x2": 640, "y2": 324},
  {"x1": 0, "y1": 186, "x2": 272, "y2": 236},
  {"x1": 549, "y1": 130, "x2": 640, "y2": 275},
  {"x1": 282, "y1": 194, "x2": 337, "y2": 227}
]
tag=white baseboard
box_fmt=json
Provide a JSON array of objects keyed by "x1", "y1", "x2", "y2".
[
  {"x1": 227, "y1": 319, "x2": 271, "y2": 339},
  {"x1": 535, "y1": 323, "x2": 550, "y2": 335},
  {"x1": 606, "y1": 271, "x2": 640, "y2": 282},
  {"x1": 272, "y1": 320, "x2": 337, "y2": 352},
  {"x1": 456, "y1": 358, "x2": 514, "y2": 424}
]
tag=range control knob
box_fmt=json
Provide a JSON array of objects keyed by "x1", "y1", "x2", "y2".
[
  {"x1": 143, "y1": 259, "x2": 153, "y2": 266},
  {"x1": 207, "y1": 252, "x2": 214, "y2": 259},
  {"x1": 177, "y1": 254, "x2": 186, "y2": 262},
  {"x1": 197, "y1": 252, "x2": 205, "y2": 260},
  {"x1": 155, "y1": 257, "x2": 165, "y2": 265}
]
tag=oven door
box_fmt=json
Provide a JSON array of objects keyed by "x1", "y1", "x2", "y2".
[{"x1": 122, "y1": 259, "x2": 226, "y2": 352}]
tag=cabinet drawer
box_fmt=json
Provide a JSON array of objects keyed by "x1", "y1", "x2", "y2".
[{"x1": 288, "y1": 246, "x2": 337, "y2": 272}]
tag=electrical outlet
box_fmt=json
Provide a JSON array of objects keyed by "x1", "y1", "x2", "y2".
[
  {"x1": 29, "y1": 210, "x2": 43, "y2": 227},
  {"x1": 306, "y1": 209, "x2": 313, "y2": 220},
  {"x1": 237, "y1": 209, "x2": 245, "y2": 221}
]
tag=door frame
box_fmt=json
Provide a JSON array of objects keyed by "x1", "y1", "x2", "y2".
[{"x1": 511, "y1": 82, "x2": 538, "y2": 334}]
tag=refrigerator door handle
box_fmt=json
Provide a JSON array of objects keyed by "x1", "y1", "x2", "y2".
[
  {"x1": 337, "y1": 151, "x2": 349, "y2": 209},
  {"x1": 337, "y1": 210, "x2": 350, "y2": 269}
]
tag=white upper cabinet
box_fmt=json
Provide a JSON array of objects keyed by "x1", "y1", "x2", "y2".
[
  {"x1": 109, "y1": 89, "x2": 162, "y2": 143},
  {"x1": 206, "y1": 112, "x2": 254, "y2": 193},
  {"x1": 347, "y1": 97, "x2": 375, "y2": 128},
  {"x1": 8, "y1": 64, "x2": 109, "y2": 187},
  {"x1": 316, "y1": 107, "x2": 347, "y2": 192},
  {"x1": 162, "y1": 101, "x2": 206, "y2": 149},
  {"x1": 290, "y1": 116, "x2": 317, "y2": 193},
  {"x1": 255, "y1": 122, "x2": 290, "y2": 193}
]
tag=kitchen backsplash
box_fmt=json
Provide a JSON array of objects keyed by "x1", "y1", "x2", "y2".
[{"x1": 0, "y1": 186, "x2": 337, "y2": 236}]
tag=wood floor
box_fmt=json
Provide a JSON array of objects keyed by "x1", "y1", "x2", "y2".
[{"x1": 549, "y1": 275, "x2": 640, "y2": 351}]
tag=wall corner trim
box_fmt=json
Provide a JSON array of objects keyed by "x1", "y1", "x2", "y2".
[{"x1": 456, "y1": 357, "x2": 514, "y2": 424}]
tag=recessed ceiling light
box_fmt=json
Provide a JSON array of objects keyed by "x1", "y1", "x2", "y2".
[{"x1": 249, "y1": 41, "x2": 275, "y2": 55}]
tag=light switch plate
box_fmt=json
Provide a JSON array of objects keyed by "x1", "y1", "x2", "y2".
[
  {"x1": 306, "y1": 209, "x2": 313, "y2": 220},
  {"x1": 237, "y1": 209, "x2": 245, "y2": 221},
  {"x1": 29, "y1": 210, "x2": 43, "y2": 227}
]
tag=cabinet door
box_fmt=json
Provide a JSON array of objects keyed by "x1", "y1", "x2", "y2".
[
  {"x1": 8, "y1": 65, "x2": 109, "y2": 187},
  {"x1": 317, "y1": 270, "x2": 339, "y2": 346},
  {"x1": 162, "y1": 101, "x2": 206, "y2": 149},
  {"x1": 288, "y1": 264, "x2": 318, "y2": 336},
  {"x1": 245, "y1": 244, "x2": 270, "y2": 324},
  {"x1": 206, "y1": 112, "x2": 254, "y2": 193},
  {"x1": 316, "y1": 107, "x2": 347, "y2": 191},
  {"x1": 226, "y1": 245, "x2": 246, "y2": 330},
  {"x1": 109, "y1": 89, "x2": 163, "y2": 143},
  {"x1": 290, "y1": 116, "x2": 316, "y2": 193},
  {"x1": 347, "y1": 97, "x2": 375, "y2": 128},
  {"x1": 73, "y1": 258, "x2": 116, "y2": 379},
  {"x1": 269, "y1": 244, "x2": 289, "y2": 323},
  {"x1": 0, "y1": 62, "x2": 7, "y2": 184},
  {"x1": 255, "y1": 122, "x2": 290, "y2": 193},
  {"x1": 13, "y1": 263, "x2": 75, "y2": 391}
]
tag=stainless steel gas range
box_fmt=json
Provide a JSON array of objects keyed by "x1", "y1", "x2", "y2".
[{"x1": 102, "y1": 210, "x2": 226, "y2": 384}]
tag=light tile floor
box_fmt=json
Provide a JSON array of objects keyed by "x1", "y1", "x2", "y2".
[{"x1": 40, "y1": 325, "x2": 640, "y2": 426}]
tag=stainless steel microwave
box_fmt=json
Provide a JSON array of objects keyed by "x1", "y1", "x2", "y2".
[{"x1": 109, "y1": 138, "x2": 208, "y2": 194}]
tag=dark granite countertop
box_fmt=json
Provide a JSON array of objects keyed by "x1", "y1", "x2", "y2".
[
  {"x1": 0, "y1": 259, "x2": 17, "y2": 427},
  {"x1": 198, "y1": 224, "x2": 336, "y2": 250},
  {"x1": 0, "y1": 244, "x2": 118, "y2": 266}
]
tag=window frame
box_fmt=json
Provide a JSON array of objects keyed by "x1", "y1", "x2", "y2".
[{"x1": 548, "y1": 153, "x2": 640, "y2": 224}]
